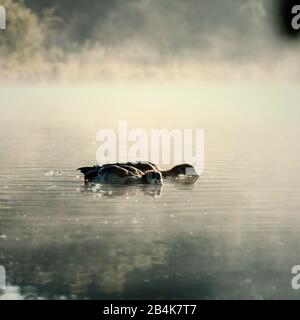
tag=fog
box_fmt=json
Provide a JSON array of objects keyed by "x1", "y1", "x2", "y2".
[
  {"x1": 0, "y1": 0, "x2": 299, "y2": 83},
  {"x1": 1, "y1": 2, "x2": 300, "y2": 300}
]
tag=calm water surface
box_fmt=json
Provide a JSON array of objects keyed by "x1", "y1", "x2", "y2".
[{"x1": 0, "y1": 84, "x2": 300, "y2": 299}]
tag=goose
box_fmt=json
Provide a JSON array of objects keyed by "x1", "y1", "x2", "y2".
[
  {"x1": 78, "y1": 162, "x2": 199, "y2": 184},
  {"x1": 80, "y1": 165, "x2": 163, "y2": 185}
]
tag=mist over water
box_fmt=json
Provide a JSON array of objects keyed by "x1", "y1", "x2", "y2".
[
  {"x1": 0, "y1": 0, "x2": 299, "y2": 82},
  {"x1": 1, "y1": 83, "x2": 300, "y2": 299}
]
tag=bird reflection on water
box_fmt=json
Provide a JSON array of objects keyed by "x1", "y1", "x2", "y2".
[{"x1": 82, "y1": 183, "x2": 164, "y2": 199}]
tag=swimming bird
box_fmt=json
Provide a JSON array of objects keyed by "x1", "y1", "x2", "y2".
[
  {"x1": 79, "y1": 164, "x2": 163, "y2": 185},
  {"x1": 78, "y1": 162, "x2": 199, "y2": 184}
]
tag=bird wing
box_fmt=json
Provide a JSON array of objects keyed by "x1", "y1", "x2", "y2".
[
  {"x1": 99, "y1": 165, "x2": 138, "y2": 178},
  {"x1": 118, "y1": 165, "x2": 144, "y2": 176},
  {"x1": 125, "y1": 162, "x2": 160, "y2": 172}
]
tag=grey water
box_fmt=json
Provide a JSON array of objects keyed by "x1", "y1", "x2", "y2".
[{"x1": 0, "y1": 83, "x2": 300, "y2": 299}]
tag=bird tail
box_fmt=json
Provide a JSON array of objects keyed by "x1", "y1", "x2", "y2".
[{"x1": 77, "y1": 167, "x2": 96, "y2": 174}]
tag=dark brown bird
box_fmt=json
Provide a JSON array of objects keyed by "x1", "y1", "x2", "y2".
[{"x1": 78, "y1": 162, "x2": 199, "y2": 185}]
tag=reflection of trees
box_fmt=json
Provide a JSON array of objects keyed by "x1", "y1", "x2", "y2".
[
  {"x1": 1, "y1": 229, "x2": 294, "y2": 299},
  {"x1": 0, "y1": 0, "x2": 57, "y2": 78},
  {"x1": 0, "y1": 238, "x2": 167, "y2": 299},
  {"x1": 2, "y1": 227, "x2": 291, "y2": 300},
  {"x1": 0, "y1": 231, "x2": 230, "y2": 300}
]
